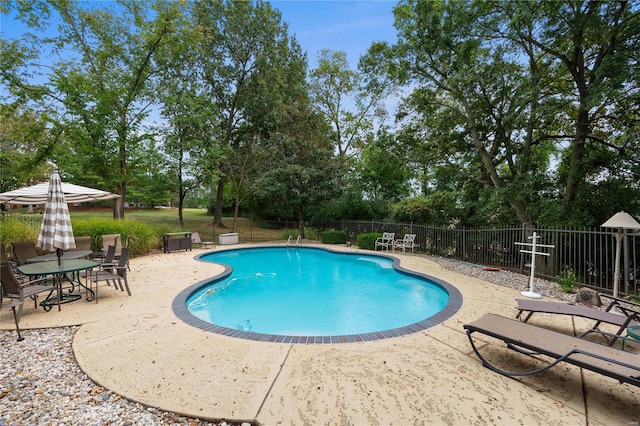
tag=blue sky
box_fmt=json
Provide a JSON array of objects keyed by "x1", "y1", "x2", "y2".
[{"x1": 272, "y1": 0, "x2": 398, "y2": 68}]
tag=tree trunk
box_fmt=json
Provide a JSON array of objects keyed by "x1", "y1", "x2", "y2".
[
  {"x1": 298, "y1": 212, "x2": 305, "y2": 239},
  {"x1": 463, "y1": 102, "x2": 532, "y2": 225},
  {"x1": 113, "y1": 183, "x2": 125, "y2": 219},
  {"x1": 563, "y1": 107, "x2": 588, "y2": 208},
  {"x1": 178, "y1": 191, "x2": 185, "y2": 229},
  {"x1": 213, "y1": 179, "x2": 226, "y2": 228},
  {"x1": 233, "y1": 193, "x2": 240, "y2": 232}
]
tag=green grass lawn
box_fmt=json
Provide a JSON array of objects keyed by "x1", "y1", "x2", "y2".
[
  {"x1": 2, "y1": 207, "x2": 286, "y2": 258},
  {"x1": 69, "y1": 207, "x2": 284, "y2": 242}
]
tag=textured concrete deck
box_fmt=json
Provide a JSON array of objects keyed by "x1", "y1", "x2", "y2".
[{"x1": 2, "y1": 244, "x2": 638, "y2": 425}]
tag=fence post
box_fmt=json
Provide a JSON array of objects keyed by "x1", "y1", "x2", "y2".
[
  {"x1": 624, "y1": 231, "x2": 629, "y2": 294},
  {"x1": 462, "y1": 227, "x2": 466, "y2": 261}
]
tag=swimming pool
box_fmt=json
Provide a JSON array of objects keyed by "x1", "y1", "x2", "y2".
[{"x1": 173, "y1": 246, "x2": 462, "y2": 344}]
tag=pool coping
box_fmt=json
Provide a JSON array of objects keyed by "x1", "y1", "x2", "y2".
[{"x1": 172, "y1": 245, "x2": 463, "y2": 344}]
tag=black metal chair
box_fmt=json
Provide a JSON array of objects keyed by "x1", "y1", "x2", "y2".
[
  {"x1": 1, "y1": 262, "x2": 53, "y2": 322},
  {"x1": 89, "y1": 247, "x2": 131, "y2": 302},
  {"x1": 11, "y1": 241, "x2": 39, "y2": 265}
]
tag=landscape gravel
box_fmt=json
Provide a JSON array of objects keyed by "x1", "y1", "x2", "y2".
[{"x1": 0, "y1": 255, "x2": 571, "y2": 426}]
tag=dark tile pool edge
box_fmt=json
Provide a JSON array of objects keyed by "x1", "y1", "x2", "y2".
[{"x1": 172, "y1": 245, "x2": 463, "y2": 345}]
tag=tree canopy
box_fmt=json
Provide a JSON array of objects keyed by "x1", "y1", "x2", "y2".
[{"x1": 1, "y1": 0, "x2": 638, "y2": 228}]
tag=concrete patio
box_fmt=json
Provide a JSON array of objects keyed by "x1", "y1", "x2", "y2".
[{"x1": 2, "y1": 244, "x2": 638, "y2": 425}]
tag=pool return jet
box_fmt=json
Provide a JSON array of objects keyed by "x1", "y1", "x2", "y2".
[{"x1": 515, "y1": 232, "x2": 554, "y2": 299}]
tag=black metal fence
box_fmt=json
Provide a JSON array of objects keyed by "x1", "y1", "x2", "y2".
[
  {"x1": 310, "y1": 220, "x2": 638, "y2": 297},
  {"x1": 4, "y1": 213, "x2": 638, "y2": 296}
]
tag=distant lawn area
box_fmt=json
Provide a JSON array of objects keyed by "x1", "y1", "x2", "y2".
[
  {"x1": 68, "y1": 207, "x2": 285, "y2": 242},
  {"x1": 6, "y1": 206, "x2": 285, "y2": 245}
]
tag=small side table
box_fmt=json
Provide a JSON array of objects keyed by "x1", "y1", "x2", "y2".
[{"x1": 623, "y1": 325, "x2": 640, "y2": 350}]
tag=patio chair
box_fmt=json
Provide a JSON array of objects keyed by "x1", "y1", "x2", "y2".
[
  {"x1": 89, "y1": 247, "x2": 131, "y2": 302},
  {"x1": 100, "y1": 234, "x2": 121, "y2": 257},
  {"x1": 464, "y1": 313, "x2": 640, "y2": 387},
  {"x1": 516, "y1": 295, "x2": 640, "y2": 346},
  {"x1": 99, "y1": 234, "x2": 131, "y2": 270},
  {"x1": 80, "y1": 245, "x2": 116, "y2": 282},
  {"x1": 191, "y1": 232, "x2": 215, "y2": 249},
  {"x1": 375, "y1": 232, "x2": 395, "y2": 251},
  {"x1": 11, "y1": 240, "x2": 39, "y2": 265},
  {"x1": 7, "y1": 300, "x2": 25, "y2": 341},
  {"x1": 71, "y1": 236, "x2": 92, "y2": 252},
  {"x1": 394, "y1": 234, "x2": 416, "y2": 253},
  {"x1": 0, "y1": 262, "x2": 54, "y2": 322}
]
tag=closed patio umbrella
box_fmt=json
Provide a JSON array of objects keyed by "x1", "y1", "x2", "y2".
[
  {"x1": 37, "y1": 171, "x2": 76, "y2": 264},
  {"x1": 601, "y1": 211, "x2": 640, "y2": 297}
]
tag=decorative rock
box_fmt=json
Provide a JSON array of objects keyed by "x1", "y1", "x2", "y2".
[
  {"x1": 0, "y1": 326, "x2": 248, "y2": 426},
  {"x1": 574, "y1": 287, "x2": 602, "y2": 306}
]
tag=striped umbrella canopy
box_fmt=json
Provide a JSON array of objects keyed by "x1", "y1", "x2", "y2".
[
  {"x1": 37, "y1": 171, "x2": 76, "y2": 261},
  {"x1": 0, "y1": 181, "x2": 119, "y2": 205}
]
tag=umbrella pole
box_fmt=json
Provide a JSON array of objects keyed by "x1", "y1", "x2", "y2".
[
  {"x1": 613, "y1": 229, "x2": 623, "y2": 298},
  {"x1": 56, "y1": 248, "x2": 63, "y2": 265}
]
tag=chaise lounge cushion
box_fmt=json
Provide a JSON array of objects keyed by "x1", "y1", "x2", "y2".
[
  {"x1": 464, "y1": 313, "x2": 640, "y2": 387},
  {"x1": 516, "y1": 298, "x2": 640, "y2": 346}
]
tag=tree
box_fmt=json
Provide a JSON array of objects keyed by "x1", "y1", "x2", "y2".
[
  {"x1": 358, "y1": 128, "x2": 410, "y2": 202},
  {"x1": 368, "y1": 0, "x2": 639, "y2": 227},
  {"x1": 309, "y1": 49, "x2": 391, "y2": 166},
  {"x1": 491, "y1": 0, "x2": 640, "y2": 222},
  {"x1": 0, "y1": 104, "x2": 52, "y2": 205},
  {"x1": 154, "y1": 3, "x2": 224, "y2": 226},
  {"x1": 380, "y1": 0, "x2": 551, "y2": 225},
  {"x1": 253, "y1": 98, "x2": 344, "y2": 237},
  {"x1": 2, "y1": 0, "x2": 180, "y2": 218},
  {"x1": 192, "y1": 0, "x2": 300, "y2": 228}
]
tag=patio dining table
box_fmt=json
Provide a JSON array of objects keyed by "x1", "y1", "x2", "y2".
[
  {"x1": 26, "y1": 250, "x2": 94, "y2": 263},
  {"x1": 17, "y1": 258, "x2": 99, "y2": 311}
]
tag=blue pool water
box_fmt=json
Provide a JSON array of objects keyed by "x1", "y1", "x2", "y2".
[{"x1": 185, "y1": 247, "x2": 454, "y2": 337}]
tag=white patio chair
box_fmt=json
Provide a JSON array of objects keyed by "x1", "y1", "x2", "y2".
[
  {"x1": 374, "y1": 232, "x2": 395, "y2": 251},
  {"x1": 394, "y1": 234, "x2": 416, "y2": 253}
]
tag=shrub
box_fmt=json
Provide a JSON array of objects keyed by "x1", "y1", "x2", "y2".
[
  {"x1": 0, "y1": 217, "x2": 41, "y2": 257},
  {"x1": 556, "y1": 269, "x2": 577, "y2": 292},
  {"x1": 322, "y1": 230, "x2": 347, "y2": 244},
  {"x1": 72, "y1": 218, "x2": 160, "y2": 255},
  {"x1": 358, "y1": 233, "x2": 382, "y2": 250}
]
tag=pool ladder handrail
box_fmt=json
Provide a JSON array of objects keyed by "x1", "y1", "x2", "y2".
[{"x1": 286, "y1": 235, "x2": 302, "y2": 247}]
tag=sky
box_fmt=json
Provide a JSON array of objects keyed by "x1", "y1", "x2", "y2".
[
  {"x1": 0, "y1": 0, "x2": 399, "y2": 70},
  {"x1": 271, "y1": 0, "x2": 398, "y2": 68}
]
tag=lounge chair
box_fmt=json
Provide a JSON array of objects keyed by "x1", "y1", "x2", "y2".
[
  {"x1": 375, "y1": 232, "x2": 395, "y2": 251},
  {"x1": 394, "y1": 234, "x2": 416, "y2": 253},
  {"x1": 516, "y1": 295, "x2": 640, "y2": 346},
  {"x1": 464, "y1": 313, "x2": 640, "y2": 387},
  {"x1": 191, "y1": 232, "x2": 215, "y2": 249},
  {"x1": 1, "y1": 262, "x2": 54, "y2": 321},
  {"x1": 89, "y1": 247, "x2": 131, "y2": 302},
  {"x1": 11, "y1": 241, "x2": 39, "y2": 265}
]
